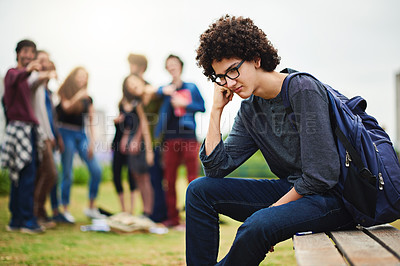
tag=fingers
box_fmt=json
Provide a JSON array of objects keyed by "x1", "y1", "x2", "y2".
[
  {"x1": 215, "y1": 83, "x2": 233, "y2": 100},
  {"x1": 162, "y1": 84, "x2": 176, "y2": 96},
  {"x1": 26, "y1": 60, "x2": 42, "y2": 72},
  {"x1": 87, "y1": 148, "x2": 94, "y2": 159},
  {"x1": 48, "y1": 70, "x2": 57, "y2": 79}
]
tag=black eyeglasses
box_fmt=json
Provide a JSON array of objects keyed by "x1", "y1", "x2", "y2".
[{"x1": 211, "y1": 59, "x2": 245, "y2": 86}]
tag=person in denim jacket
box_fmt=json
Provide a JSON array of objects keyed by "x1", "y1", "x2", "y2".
[
  {"x1": 185, "y1": 15, "x2": 355, "y2": 265},
  {"x1": 155, "y1": 54, "x2": 205, "y2": 228}
]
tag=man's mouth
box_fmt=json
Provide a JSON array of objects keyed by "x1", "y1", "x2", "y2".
[{"x1": 234, "y1": 86, "x2": 243, "y2": 93}]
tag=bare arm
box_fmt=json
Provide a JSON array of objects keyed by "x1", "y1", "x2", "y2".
[
  {"x1": 31, "y1": 70, "x2": 57, "y2": 92},
  {"x1": 87, "y1": 104, "x2": 96, "y2": 159},
  {"x1": 205, "y1": 84, "x2": 233, "y2": 155},
  {"x1": 142, "y1": 84, "x2": 157, "y2": 106},
  {"x1": 60, "y1": 89, "x2": 89, "y2": 114},
  {"x1": 137, "y1": 103, "x2": 154, "y2": 166}
]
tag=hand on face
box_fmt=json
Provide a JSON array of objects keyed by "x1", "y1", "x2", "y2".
[{"x1": 212, "y1": 83, "x2": 233, "y2": 110}]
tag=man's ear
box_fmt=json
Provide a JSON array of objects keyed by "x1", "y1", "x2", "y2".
[{"x1": 254, "y1": 57, "x2": 261, "y2": 68}]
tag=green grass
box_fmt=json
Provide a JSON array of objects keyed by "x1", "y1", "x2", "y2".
[{"x1": 0, "y1": 173, "x2": 295, "y2": 265}]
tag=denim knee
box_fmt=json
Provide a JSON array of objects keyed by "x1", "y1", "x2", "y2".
[
  {"x1": 186, "y1": 177, "x2": 202, "y2": 203},
  {"x1": 186, "y1": 176, "x2": 212, "y2": 203}
]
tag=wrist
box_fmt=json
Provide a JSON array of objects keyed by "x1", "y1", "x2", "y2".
[{"x1": 211, "y1": 105, "x2": 224, "y2": 115}]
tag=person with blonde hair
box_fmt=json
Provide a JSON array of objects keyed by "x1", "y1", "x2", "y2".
[{"x1": 55, "y1": 66, "x2": 104, "y2": 222}]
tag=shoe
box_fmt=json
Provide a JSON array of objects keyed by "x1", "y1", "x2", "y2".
[
  {"x1": 84, "y1": 208, "x2": 107, "y2": 219},
  {"x1": 161, "y1": 219, "x2": 180, "y2": 228},
  {"x1": 20, "y1": 226, "x2": 45, "y2": 234},
  {"x1": 52, "y1": 213, "x2": 74, "y2": 224},
  {"x1": 5, "y1": 225, "x2": 20, "y2": 232},
  {"x1": 172, "y1": 223, "x2": 186, "y2": 232},
  {"x1": 20, "y1": 221, "x2": 45, "y2": 234},
  {"x1": 98, "y1": 207, "x2": 113, "y2": 217},
  {"x1": 37, "y1": 217, "x2": 57, "y2": 229},
  {"x1": 63, "y1": 211, "x2": 76, "y2": 223}
]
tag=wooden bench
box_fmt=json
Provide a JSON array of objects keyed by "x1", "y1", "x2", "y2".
[{"x1": 293, "y1": 224, "x2": 400, "y2": 265}]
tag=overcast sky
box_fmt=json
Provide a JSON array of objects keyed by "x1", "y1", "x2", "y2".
[{"x1": 1, "y1": 0, "x2": 399, "y2": 145}]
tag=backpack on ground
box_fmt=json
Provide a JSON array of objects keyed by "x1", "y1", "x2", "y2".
[{"x1": 281, "y1": 69, "x2": 400, "y2": 227}]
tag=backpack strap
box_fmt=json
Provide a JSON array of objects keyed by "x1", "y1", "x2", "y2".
[
  {"x1": 281, "y1": 70, "x2": 374, "y2": 184},
  {"x1": 280, "y1": 70, "x2": 318, "y2": 129}
]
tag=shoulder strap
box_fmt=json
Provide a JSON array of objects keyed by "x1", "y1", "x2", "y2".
[
  {"x1": 282, "y1": 71, "x2": 372, "y2": 179},
  {"x1": 281, "y1": 71, "x2": 319, "y2": 129}
]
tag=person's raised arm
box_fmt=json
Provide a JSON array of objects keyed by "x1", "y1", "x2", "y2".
[
  {"x1": 31, "y1": 70, "x2": 57, "y2": 93},
  {"x1": 205, "y1": 84, "x2": 233, "y2": 155},
  {"x1": 60, "y1": 89, "x2": 89, "y2": 114}
]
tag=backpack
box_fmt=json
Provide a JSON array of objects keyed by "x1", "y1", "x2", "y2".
[{"x1": 281, "y1": 69, "x2": 400, "y2": 227}]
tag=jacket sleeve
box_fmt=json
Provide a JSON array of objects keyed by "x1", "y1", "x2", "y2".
[
  {"x1": 4, "y1": 68, "x2": 30, "y2": 89},
  {"x1": 287, "y1": 76, "x2": 340, "y2": 195},
  {"x1": 200, "y1": 110, "x2": 258, "y2": 177},
  {"x1": 186, "y1": 84, "x2": 205, "y2": 113}
]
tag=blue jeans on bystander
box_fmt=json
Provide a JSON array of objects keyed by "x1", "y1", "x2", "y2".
[
  {"x1": 8, "y1": 129, "x2": 38, "y2": 229},
  {"x1": 58, "y1": 127, "x2": 102, "y2": 206}
]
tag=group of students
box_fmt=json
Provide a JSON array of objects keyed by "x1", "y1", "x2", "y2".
[
  {"x1": 111, "y1": 53, "x2": 205, "y2": 228},
  {"x1": 1, "y1": 39, "x2": 106, "y2": 233},
  {"x1": 1, "y1": 39, "x2": 205, "y2": 234},
  {"x1": 2, "y1": 14, "x2": 386, "y2": 265}
]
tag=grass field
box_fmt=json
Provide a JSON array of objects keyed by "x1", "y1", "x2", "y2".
[{"x1": 0, "y1": 176, "x2": 296, "y2": 265}]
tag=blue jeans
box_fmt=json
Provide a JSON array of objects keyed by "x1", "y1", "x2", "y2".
[
  {"x1": 59, "y1": 127, "x2": 102, "y2": 206},
  {"x1": 149, "y1": 146, "x2": 167, "y2": 222},
  {"x1": 9, "y1": 128, "x2": 37, "y2": 228},
  {"x1": 50, "y1": 151, "x2": 61, "y2": 211},
  {"x1": 185, "y1": 177, "x2": 355, "y2": 266}
]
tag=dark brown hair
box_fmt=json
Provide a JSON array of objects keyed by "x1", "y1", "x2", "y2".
[
  {"x1": 196, "y1": 15, "x2": 281, "y2": 79},
  {"x1": 165, "y1": 54, "x2": 184, "y2": 69},
  {"x1": 15, "y1": 39, "x2": 36, "y2": 61},
  {"x1": 118, "y1": 74, "x2": 144, "y2": 109}
]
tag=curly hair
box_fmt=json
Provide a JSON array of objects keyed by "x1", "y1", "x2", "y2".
[{"x1": 196, "y1": 15, "x2": 281, "y2": 79}]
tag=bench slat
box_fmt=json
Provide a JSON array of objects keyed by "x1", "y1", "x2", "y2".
[
  {"x1": 330, "y1": 229, "x2": 399, "y2": 265},
  {"x1": 293, "y1": 233, "x2": 346, "y2": 266},
  {"x1": 364, "y1": 224, "x2": 400, "y2": 259}
]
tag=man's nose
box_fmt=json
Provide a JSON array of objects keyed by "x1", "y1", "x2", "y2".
[{"x1": 225, "y1": 78, "x2": 237, "y2": 88}]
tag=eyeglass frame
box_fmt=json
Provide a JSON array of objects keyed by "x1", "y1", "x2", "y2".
[{"x1": 211, "y1": 59, "x2": 245, "y2": 86}]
